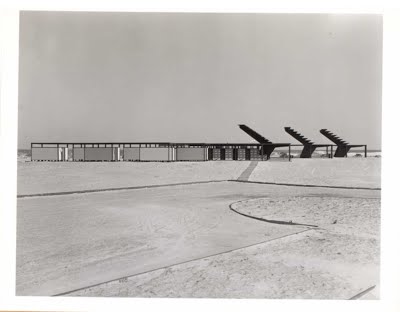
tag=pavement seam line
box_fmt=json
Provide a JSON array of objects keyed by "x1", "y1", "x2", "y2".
[
  {"x1": 18, "y1": 179, "x2": 380, "y2": 199},
  {"x1": 17, "y1": 180, "x2": 228, "y2": 198},
  {"x1": 52, "y1": 228, "x2": 314, "y2": 297},
  {"x1": 348, "y1": 285, "x2": 376, "y2": 300},
  {"x1": 229, "y1": 179, "x2": 381, "y2": 191}
]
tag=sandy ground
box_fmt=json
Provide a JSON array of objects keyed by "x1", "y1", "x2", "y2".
[
  {"x1": 229, "y1": 196, "x2": 380, "y2": 299},
  {"x1": 68, "y1": 228, "x2": 378, "y2": 299},
  {"x1": 17, "y1": 181, "x2": 380, "y2": 298},
  {"x1": 231, "y1": 197, "x2": 380, "y2": 236},
  {"x1": 249, "y1": 158, "x2": 380, "y2": 188},
  {"x1": 17, "y1": 158, "x2": 380, "y2": 196},
  {"x1": 17, "y1": 161, "x2": 249, "y2": 195},
  {"x1": 16, "y1": 159, "x2": 381, "y2": 298}
]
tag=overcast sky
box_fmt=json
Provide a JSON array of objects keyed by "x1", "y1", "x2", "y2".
[{"x1": 18, "y1": 12, "x2": 382, "y2": 149}]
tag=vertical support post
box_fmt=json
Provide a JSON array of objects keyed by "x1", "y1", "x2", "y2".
[
  {"x1": 220, "y1": 148, "x2": 225, "y2": 161},
  {"x1": 245, "y1": 148, "x2": 250, "y2": 161},
  {"x1": 365, "y1": 145, "x2": 367, "y2": 158},
  {"x1": 326, "y1": 146, "x2": 328, "y2": 158},
  {"x1": 261, "y1": 145, "x2": 264, "y2": 161},
  {"x1": 289, "y1": 145, "x2": 291, "y2": 162},
  {"x1": 233, "y1": 148, "x2": 238, "y2": 161},
  {"x1": 330, "y1": 145, "x2": 333, "y2": 158}
]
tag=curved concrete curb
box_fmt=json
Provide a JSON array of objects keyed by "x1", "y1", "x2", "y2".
[
  {"x1": 230, "y1": 198, "x2": 379, "y2": 301},
  {"x1": 229, "y1": 199, "x2": 318, "y2": 228}
]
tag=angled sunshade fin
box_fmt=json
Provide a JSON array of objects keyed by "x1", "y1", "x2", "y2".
[
  {"x1": 238, "y1": 124, "x2": 272, "y2": 144},
  {"x1": 238, "y1": 124, "x2": 290, "y2": 160},
  {"x1": 319, "y1": 129, "x2": 366, "y2": 157}
]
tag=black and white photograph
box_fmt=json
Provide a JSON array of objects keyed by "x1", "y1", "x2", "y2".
[
  {"x1": 2, "y1": 3, "x2": 400, "y2": 311},
  {"x1": 14, "y1": 11, "x2": 383, "y2": 299}
]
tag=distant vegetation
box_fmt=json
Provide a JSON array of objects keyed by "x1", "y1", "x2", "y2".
[
  {"x1": 18, "y1": 149, "x2": 31, "y2": 157},
  {"x1": 18, "y1": 149, "x2": 31, "y2": 162}
]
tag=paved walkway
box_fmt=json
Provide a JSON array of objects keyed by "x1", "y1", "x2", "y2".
[
  {"x1": 17, "y1": 181, "x2": 378, "y2": 298},
  {"x1": 237, "y1": 161, "x2": 259, "y2": 181}
]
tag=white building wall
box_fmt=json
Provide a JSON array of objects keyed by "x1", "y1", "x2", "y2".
[
  {"x1": 168, "y1": 147, "x2": 175, "y2": 161},
  {"x1": 32, "y1": 148, "x2": 58, "y2": 161},
  {"x1": 64, "y1": 148, "x2": 69, "y2": 161},
  {"x1": 176, "y1": 147, "x2": 206, "y2": 161},
  {"x1": 124, "y1": 148, "x2": 140, "y2": 161},
  {"x1": 140, "y1": 148, "x2": 169, "y2": 161},
  {"x1": 84, "y1": 147, "x2": 113, "y2": 161},
  {"x1": 112, "y1": 147, "x2": 120, "y2": 161},
  {"x1": 73, "y1": 148, "x2": 84, "y2": 161}
]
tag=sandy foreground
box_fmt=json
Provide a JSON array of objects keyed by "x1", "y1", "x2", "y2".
[{"x1": 16, "y1": 159, "x2": 381, "y2": 299}]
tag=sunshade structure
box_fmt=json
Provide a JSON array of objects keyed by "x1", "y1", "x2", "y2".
[
  {"x1": 238, "y1": 124, "x2": 291, "y2": 160},
  {"x1": 284, "y1": 127, "x2": 332, "y2": 158},
  {"x1": 320, "y1": 129, "x2": 367, "y2": 157}
]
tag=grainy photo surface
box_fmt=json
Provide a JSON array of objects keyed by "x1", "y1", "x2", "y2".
[{"x1": 17, "y1": 12, "x2": 382, "y2": 299}]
